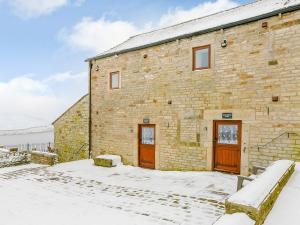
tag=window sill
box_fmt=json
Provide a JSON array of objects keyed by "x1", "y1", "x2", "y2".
[{"x1": 192, "y1": 67, "x2": 211, "y2": 71}]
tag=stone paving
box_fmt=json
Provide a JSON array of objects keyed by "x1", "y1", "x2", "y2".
[{"x1": 0, "y1": 161, "x2": 236, "y2": 225}]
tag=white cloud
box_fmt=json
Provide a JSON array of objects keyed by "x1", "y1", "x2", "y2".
[
  {"x1": 60, "y1": 17, "x2": 140, "y2": 53},
  {"x1": 74, "y1": 0, "x2": 86, "y2": 7},
  {"x1": 2, "y1": 75, "x2": 48, "y2": 94},
  {"x1": 2, "y1": 0, "x2": 86, "y2": 18},
  {"x1": 9, "y1": 0, "x2": 68, "y2": 18},
  {"x1": 61, "y1": 0, "x2": 238, "y2": 54},
  {"x1": 158, "y1": 0, "x2": 239, "y2": 27},
  {"x1": 0, "y1": 0, "x2": 240, "y2": 129},
  {"x1": 45, "y1": 71, "x2": 86, "y2": 82},
  {"x1": 0, "y1": 72, "x2": 87, "y2": 129}
]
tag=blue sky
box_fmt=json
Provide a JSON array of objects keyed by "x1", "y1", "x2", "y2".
[{"x1": 0, "y1": 0, "x2": 250, "y2": 129}]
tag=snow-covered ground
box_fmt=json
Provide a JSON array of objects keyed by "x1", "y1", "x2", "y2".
[
  {"x1": 264, "y1": 163, "x2": 300, "y2": 225},
  {"x1": 0, "y1": 147, "x2": 10, "y2": 154},
  {"x1": 215, "y1": 213, "x2": 255, "y2": 225},
  {"x1": 0, "y1": 160, "x2": 236, "y2": 225}
]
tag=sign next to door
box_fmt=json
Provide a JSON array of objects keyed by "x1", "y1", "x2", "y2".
[
  {"x1": 222, "y1": 113, "x2": 233, "y2": 119},
  {"x1": 143, "y1": 118, "x2": 150, "y2": 124}
]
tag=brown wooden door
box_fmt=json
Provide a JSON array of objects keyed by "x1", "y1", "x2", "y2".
[
  {"x1": 213, "y1": 120, "x2": 242, "y2": 174},
  {"x1": 139, "y1": 124, "x2": 155, "y2": 169}
]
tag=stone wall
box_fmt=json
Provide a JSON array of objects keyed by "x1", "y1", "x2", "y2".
[
  {"x1": 90, "y1": 10, "x2": 300, "y2": 172},
  {"x1": 225, "y1": 160, "x2": 295, "y2": 225},
  {"x1": 31, "y1": 151, "x2": 58, "y2": 166},
  {"x1": 53, "y1": 94, "x2": 89, "y2": 162}
]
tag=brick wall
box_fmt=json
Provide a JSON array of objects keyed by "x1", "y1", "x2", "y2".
[
  {"x1": 53, "y1": 94, "x2": 89, "y2": 162},
  {"x1": 90, "y1": 10, "x2": 300, "y2": 172}
]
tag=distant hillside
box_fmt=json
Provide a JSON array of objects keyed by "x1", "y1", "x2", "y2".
[{"x1": 0, "y1": 126, "x2": 54, "y2": 148}]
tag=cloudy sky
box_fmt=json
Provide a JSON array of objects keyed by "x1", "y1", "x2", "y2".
[{"x1": 0, "y1": 0, "x2": 249, "y2": 129}]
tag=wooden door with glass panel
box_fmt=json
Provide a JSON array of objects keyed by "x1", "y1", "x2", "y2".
[
  {"x1": 139, "y1": 124, "x2": 155, "y2": 169},
  {"x1": 213, "y1": 120, "x2": 241, "y2": 174}
]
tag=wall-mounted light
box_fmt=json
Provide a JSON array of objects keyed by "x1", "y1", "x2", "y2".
[
  {"x1": 262, "y1": 22, "x2": 268, "y2": 29},
  {"x1": 95, "y1": 65, "x2": 99, "y2": 71},
  {"x1": 221, "y1": 39, "x2": 227, "y2": 48}
]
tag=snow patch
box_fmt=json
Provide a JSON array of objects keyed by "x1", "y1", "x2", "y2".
[
  {"x1": 0, "y1": 148, "x2": 10, "y2": 154},
  {"x1": 0, "y1": 164, "x2": 45, "y2": 175},
  {"x1": 215, "y1": 213, "x2": 255, "y2": 225},
  {"x1": 0, "y1": 160, "x2": 236, "y2": 225}
]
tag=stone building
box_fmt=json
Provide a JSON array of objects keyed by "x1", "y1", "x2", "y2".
[
  {"x1": 53, "y1": 94, "x2": 89, "y2": 162},
  {"x1": 86, "y1": 0, "x2": 300, "y2": 175}
]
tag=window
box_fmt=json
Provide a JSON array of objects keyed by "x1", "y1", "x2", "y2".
[
  {"x1": 110, "y1": 71, "x2": 120, "y2": 89},
  {"x1": 193, "y1": 45, "x2": 211, "y2": 70},
  {"x1": 141, "y1": 127, "x2": 155, "y2": 145},
  {"x1": 218, "y1": 125, "x2": 238, "y2": 145}
]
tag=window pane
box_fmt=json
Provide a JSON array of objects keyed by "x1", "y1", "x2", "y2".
[
  {"x1": 218, "y1": 125, "x2": 238, "y2": 144},
  {"x1": 111, "y1": 73, "x2": 119, "y2": 89},
  {"x1": 142, "y1": 127, "x2": 154, "y2": 145},
  {"x1": 195, "y1": 48, "x2": 209, "y2": 68}
]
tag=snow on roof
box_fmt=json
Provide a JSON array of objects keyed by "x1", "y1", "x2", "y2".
[
  {"x1": 87, "y1": 0, "x2": 300, "y2": 61},
  {"x1": 0, "y1": 126, "x2": 53, "y2": 136}
]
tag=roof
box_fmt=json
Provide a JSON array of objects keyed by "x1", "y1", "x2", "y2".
[
  {"x1": 52, "y1": 94, "x2": 89, "y2": 125},
  {"x1": 86, "y1": 0, "x2": 300, "y2": 62}
]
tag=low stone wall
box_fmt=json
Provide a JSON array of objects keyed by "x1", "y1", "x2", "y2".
[
  {"x1": 94, "y1": 155, "x2": 122, "y2": 167},
  {"x1": 225, "y1": 160, "x2": 295, "y2": 225},
  {"x1": 31, "y1": 151, "x2": 58, "y2": 166}
]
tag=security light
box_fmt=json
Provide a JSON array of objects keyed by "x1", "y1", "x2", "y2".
[{"x1": 221, "y1": 39, "x2": 227, "y2": 48}]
